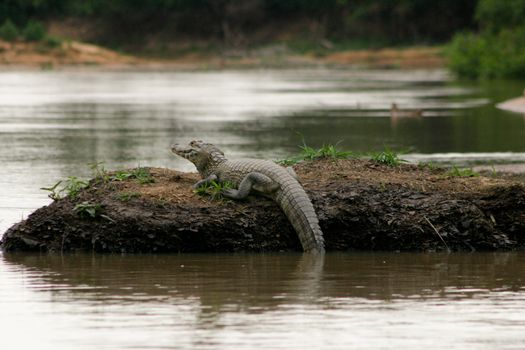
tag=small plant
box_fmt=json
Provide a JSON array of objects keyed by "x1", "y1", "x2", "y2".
[
  {"x1": 195, "y1": 180, "x2": 233, "y2": 200},
  {"x1": 111, "y1": 170, "x2": 135, "y2": 182},
  {"x1": 371, "y1": 148, "x2": 407, "y2": 167},
  {"x1": 22, "y1": 20, "x2": 46, "y2": 41},
  {"x1": 131, "y1": 167, "x2": 155, "y2": 184},
  {"x1": 116, "y1": 191, "x2": 141, "y2": 201},
  {"x1": 40, "y1": 180, "x2": 63, "y2": 200},
  {"x1": 63, "y1": 176, "x2": 89, "y2": 198},
  {"x1": 74, "y1": 201, "x2": 103, "y2": 219},
  {"x1": 490, "y1": 164, "x2": 498, "y2": 177},
  {"x1": 88, "y1": 161, "x2": 110, "y2": 183},
  {"x1": 0, "y1": 19, "x2": 19, "y2": 42},
  {"x1": 447, "y1": 166, "x2": 480, "y2": 178},
  {"x1": 40, "y1": 176, "x2": 88, "y2": 200}
]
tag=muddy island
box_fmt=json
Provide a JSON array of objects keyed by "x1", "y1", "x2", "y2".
[{"x1": 1, "y1": 158, "x2": 524, "y2": 253}]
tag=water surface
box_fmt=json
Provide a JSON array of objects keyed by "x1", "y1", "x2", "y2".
[
  {"x1": 1, "y1": 69, "x2": 525, "y2": 349},
  {"x1": 1, "y1": 252, "x2": 525, "y2": 349}
]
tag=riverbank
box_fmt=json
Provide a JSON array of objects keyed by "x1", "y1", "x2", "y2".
[
  {"x1": 0, "y1": 38, "x2": 445, "y2": 70},
  {"x1": 2, "y1": 158, "x2": 524, "y2": 253}
]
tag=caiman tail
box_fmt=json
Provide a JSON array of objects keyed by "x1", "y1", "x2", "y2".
[{"x1": 275, "y1": 181, "x2": 325, "y2": 253}]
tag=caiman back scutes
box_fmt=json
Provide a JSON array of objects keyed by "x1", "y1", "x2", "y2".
[{"x1": 171, "y1": 141, "x2": 325, "y2": 253}]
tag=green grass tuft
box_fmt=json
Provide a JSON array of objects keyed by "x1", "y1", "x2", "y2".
[
  {"x1": 370, "y1": 148, "x2": 407, "y2": 167},
  {"x1": 131, "y1": 167, "x2": 155, "y2": 184},
  {"x1": 111, "y1": 170, "x2": 135, "y2": 182},
  {"x1": 194, "y1": 180, "x2": 233, "y2": 201},
  {"x1": 278, "y1": 141, "x2": 354, "y2": 165},
  {"x1": 447, "y1": 166, "x2": 480, "y2": 178},
  {"x1": 88, "y1": 162, "x2": 154, "y2": 184}
]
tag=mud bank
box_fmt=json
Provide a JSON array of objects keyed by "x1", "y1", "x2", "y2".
[{"x1": 2, "y1": 159, "x2": 524, "y2": 253}]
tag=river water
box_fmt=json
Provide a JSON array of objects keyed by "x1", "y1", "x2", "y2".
[
  {"x1": 1, "y1": 68, "x2": 525, "y2": 348},
  {"x1": 1, "y1": 253, "x2": 525, "y2": 349}
]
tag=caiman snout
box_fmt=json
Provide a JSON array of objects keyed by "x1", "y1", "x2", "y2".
[{"x1": 171, "y1": 143, "x2": 188, "y2": 155}]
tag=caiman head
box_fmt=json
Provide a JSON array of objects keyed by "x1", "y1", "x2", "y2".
[{"x1": 171, "y1": 140, "x2": 226, "y2": 174}]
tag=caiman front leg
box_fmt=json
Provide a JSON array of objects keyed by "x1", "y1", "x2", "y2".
[
  {"x1": 192, "y1": 174, "x2": 218, "y2": 189},
  {"x1": 223, "y1": 172, "x2": 279, "y2": 199}
]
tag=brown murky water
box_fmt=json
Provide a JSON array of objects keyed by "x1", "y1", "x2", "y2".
[{"x1": 1, "y1": 252, "x2": 525, "y2": 349}]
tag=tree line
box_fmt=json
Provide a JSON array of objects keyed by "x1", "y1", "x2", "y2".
[
  {"x1": 1, "y1": 0, "x2": 476, "y2": 44},
  {"x1": 2, "y1": 0, "x2": 525, "y2": 79}
]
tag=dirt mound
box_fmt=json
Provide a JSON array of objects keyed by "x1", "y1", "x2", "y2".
[{"x1": 2, "y1": 159, "x2": 524, "y2": 253}]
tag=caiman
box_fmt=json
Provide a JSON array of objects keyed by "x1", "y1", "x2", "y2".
[{"x1": 171, "y1": 140, "x2": 325, "y2": 253}]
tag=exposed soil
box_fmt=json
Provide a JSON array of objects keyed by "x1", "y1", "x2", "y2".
[
  {"x1": 323, "y1": 47, "x2": 445, "y2": 68},
  {"x1": 2, "y1": 159, "x2": 524, "y2": 253}
]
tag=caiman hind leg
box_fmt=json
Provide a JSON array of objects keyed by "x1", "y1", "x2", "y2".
[{"x1": 223, "y1": 172, "x2": 279, "y2": 199}]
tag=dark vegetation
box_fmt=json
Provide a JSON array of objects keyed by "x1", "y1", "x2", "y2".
[
  {"x1": 448, "y1": 0, "x2": 525, "y2": 79},
  {"x1": 1, "y1": 0, "x2": 476, "y2": 52},
  {"x1": 0, "y1": 16, "x2": 60, "y2": 46}
]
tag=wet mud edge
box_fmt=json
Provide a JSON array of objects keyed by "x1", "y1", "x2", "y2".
[{"x1": 2, "y1": 159, "x2": 525, "y2": 253}]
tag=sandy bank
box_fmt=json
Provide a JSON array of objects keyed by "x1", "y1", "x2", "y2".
[{"x1": 0, "y1": 39, "x2": 444, "y2": 70}]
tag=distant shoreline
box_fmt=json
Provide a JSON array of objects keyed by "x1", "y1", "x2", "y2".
[{"x1": 0, "y1": 39, "x2": 445, "y2": 70}]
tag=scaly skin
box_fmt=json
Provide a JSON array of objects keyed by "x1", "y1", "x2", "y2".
[{"x1": 171, "y1": 140, "x2": 325, "y2": 253}]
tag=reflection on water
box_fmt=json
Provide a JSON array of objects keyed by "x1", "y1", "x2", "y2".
[
  {"x1": 1, "y1": 252, "x2": 525, "y2": 349},
  {"x1": 1, "y1": 69, "x2": 525, "y2": 233}
]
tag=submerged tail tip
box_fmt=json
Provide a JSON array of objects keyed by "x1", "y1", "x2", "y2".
[{"x1": 304, "y1": 243, "x2": 325, "y2": 254}]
